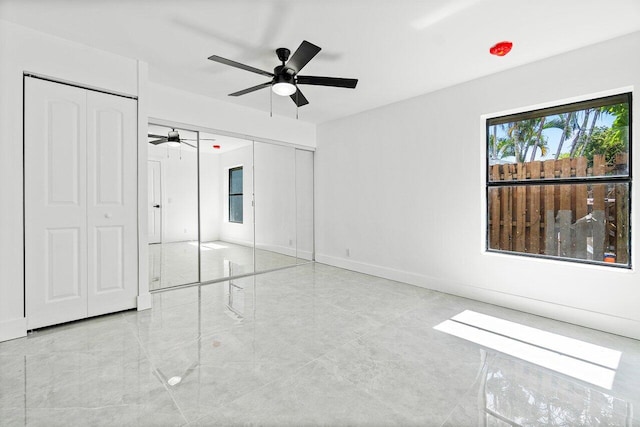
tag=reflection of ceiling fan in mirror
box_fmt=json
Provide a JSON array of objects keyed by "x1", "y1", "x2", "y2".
[{"x1": 148, "y1": 129, "x2": 215, "y2": 149}]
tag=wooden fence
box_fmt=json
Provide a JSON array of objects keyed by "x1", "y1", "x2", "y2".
[{"x1": 488, "y1": 154, "x2": 629, "y2": 264}]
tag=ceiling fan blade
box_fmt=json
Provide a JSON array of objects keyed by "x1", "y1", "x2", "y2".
[
  {"x1": 285, "y1": 40, "x2": 321, "y2": 74},
  {"x1": 181, "y1": 140, "x2": 198, "y2": 149},
  {"x1": 229, "y1": 81, "x2": 272, "y2": 97},
  {"x1": 148, "y1": 133, "x2": 166, "y2": 139},
  {"x1": 149, "y1": 138, "x2": 168, "y2": 145},
  {"x1": 208, "y1": 55, "x2": 274, "y2": 77},
  {"x1": 296, "y1": 75, "x2": 358, "y2": 88},
  {"x1": 290, "y1": 87, "x2": 309, "y2": 107}
]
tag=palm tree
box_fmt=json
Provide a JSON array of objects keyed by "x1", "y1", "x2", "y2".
[
  {"x1": 505, "y1": 119, "x2": 539, "y2": 163},
  {"x1": 577, "y1": 109, "x2": 601, "y2": 157},
  {"x1": 551, "y1": 112, "x2": 574, "y2": 160},
  {"x1": 528, "y1": 117, "x2": 549, "y2": 162},
  {"x1": 568, "y1": 109, "x2": 592, "y2": 157}
]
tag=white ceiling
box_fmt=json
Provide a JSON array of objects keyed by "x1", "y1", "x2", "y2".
[{"x1": 2, "y1": 0, "x2": 640, "y2": 124}]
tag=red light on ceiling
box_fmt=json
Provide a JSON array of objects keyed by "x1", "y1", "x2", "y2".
[
  {"x1": 213, "y1": 145, "x2": 221, "y2": 149},
  {"x1": 489, "y1": 41, "x2": 513, "y2": 56}
]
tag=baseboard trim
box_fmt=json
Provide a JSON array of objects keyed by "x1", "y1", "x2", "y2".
[
  {"x1": 218, "y1": 237, "x2": 253, "y2": 248},
  {"x1": 0, "y1": 317, "x2": 27, "y2": 342},
  {"x1": 137, "y1": 293, "x2": 152, "y2": 311},
  {"x1": 255, "y1": 242, "x2": 297, "y2": 258},
  {"x1": 315, "y1": 253, "x2": 640, "y2": 341}
]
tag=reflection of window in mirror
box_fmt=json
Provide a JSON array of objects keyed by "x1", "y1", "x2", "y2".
[{"x1": 229, "y1": 166, "x2": 243, "y2": 223}]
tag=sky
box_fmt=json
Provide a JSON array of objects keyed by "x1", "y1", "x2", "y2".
[{"x1": 490, "y1": 110, "x2": 617, "y2": 164}]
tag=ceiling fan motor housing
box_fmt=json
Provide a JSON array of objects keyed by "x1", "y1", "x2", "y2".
[
  {"x1": 276, "y1": 47, "x2": 291, "y2": 64},
  {"x1": 274, "y1": 66, "x2": 295, "y2": 83},
  {"x1": 167, "y1": 130, "x2": 180, "y2": 142}
]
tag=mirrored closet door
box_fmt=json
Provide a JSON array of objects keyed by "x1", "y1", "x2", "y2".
[
  {"x1": 295, "y1": 149, "x2": 314, "y2": 263},
  {"x1": 199, "y1": 133, "x2": 255, "y2": 282},
  {"x1": 148, "y1": 122, "x2": 314, "y2": 291},
  {"x1": 254, "y1": 142, "x2": 298, "y2": 272},
  {"x1": 147, "y1": 124, "x2": 199, "y2": 290}
]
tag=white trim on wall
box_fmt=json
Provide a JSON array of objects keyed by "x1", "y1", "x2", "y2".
[
  {"x1": 149, "y1": 117, "x2": 316, "y2": 153},
  {"x1": 136, "y1": 60, "x2": 151, "y2": 310}
]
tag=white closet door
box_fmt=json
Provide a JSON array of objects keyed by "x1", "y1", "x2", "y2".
[
  {"x1": 25, "y1": 78, "x2": 89, "y2": 329},
  {"x1": 86, "y1": 90, "x2": 138, "y2": 316}
]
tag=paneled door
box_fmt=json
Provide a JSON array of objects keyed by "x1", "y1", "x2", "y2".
[
  {"x1": 25, "y1": 77, "x2": 137, "y2": 329},
  {"x1": 147, "y1": 160, "x2": 162, "y2": 244},
  {"x1": 25, "y1": 79, "x2": 88, "y2": 329},
  {"x1": 86, "y1": 90, "x2": 138, "y2": 317}
]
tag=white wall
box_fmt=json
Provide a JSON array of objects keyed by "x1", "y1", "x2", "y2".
[
  {"x1": 200, "y1": 152, "x2": 221, "y2": 242},
  {"x1": 315, "y1": 31, "x2": 640, "y2": 340},
  {"x1": 0, "y1": 20, "x2": 143, "y2": 341}
]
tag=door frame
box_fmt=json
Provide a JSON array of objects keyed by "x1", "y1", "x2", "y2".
[
  {"x1": 23, "y1": 73, "x2": 142, "y2": 328},
  {"x1": 147, "y1": 159, "x2": 163, "y2": 244}
]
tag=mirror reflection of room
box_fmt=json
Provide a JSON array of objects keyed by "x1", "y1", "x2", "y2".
[
  {"x1": 147, "y1": 123, "x2": 257, "y2": 290},
  {"x1": 148, "y1": 123, "x2": 315, "y2": 291},
  {"x1": 199, "y1": 133, "x2": 256, "y2": 283},
  {"x1": 254, "y1": 142, "x2": 297, "y2": 272},
  {"x1": 147, "y1": 124, "x2": 200, "y2": 289}
]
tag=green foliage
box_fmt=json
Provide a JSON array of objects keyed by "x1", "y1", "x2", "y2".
[
  {"x1": 582, "y1": 126, "x2": 627, "y2": 166},
  {"x1": 600, "y1": 103, "x2": 628, "y2": 128},
  {"x1": 600, "y1": 103, "x2": 629, "y2": 145}
]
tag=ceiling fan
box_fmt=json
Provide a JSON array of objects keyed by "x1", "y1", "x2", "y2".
[
  {"x1": 207, "y1": 40, "x2": 358, "y2": 107},
  {"x1": 148, "y1": 129, "x2": 215, "y2": 148}
]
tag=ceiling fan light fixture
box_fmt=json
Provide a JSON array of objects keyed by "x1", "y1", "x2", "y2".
[
  {"x1": 167, "y1": 141, "x2": 181, "y2": 147},
  {"x1": 272, "y1": 82, "x2": 296, "y2": 96}
]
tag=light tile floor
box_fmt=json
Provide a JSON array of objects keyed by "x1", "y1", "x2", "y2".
[
  {"x1": 1, "y1": 263, "x2": 639, "y2": 426},
  {"x1": 149, "y1": 241, "x2": 301, "y2": 290}
]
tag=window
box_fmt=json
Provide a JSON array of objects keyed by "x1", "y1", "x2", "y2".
[
  {"x1": 229, "y1": 166, "x2": 243, "y2": 223},
  {"x1": 486, "y1": 93, "x2": 631, "y2": 267}
]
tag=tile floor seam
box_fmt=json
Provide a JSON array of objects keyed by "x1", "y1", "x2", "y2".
[
  {"x1": 133, "y1": 327, "x2": 227, "y2": 355},
  {"x1": 280, "y1": 298, "x2": 429, "y2": 362},
  {"x1": 183, "y1": 357, "x2": 320, "y2": 426},
  {"x1": 438, "y1": 350, "x2": 490, "y2": 426},
  {"x1": 337, "y1": 303, "x2": 427, "y2": 344},
  {"x1": 22, "y1": 403, "x2": 132, "y2": 411},
  {"x1": 305, "y1": 341, "x2": 416, "y2": 421},
  {"x1": 122, "y1": 312, "x2": 191, "y2": 425}
]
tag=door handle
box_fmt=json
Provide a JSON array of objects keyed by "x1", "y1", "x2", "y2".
[{"x1": 153, "y1": 204, "x2": 161, "y2": 208}]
